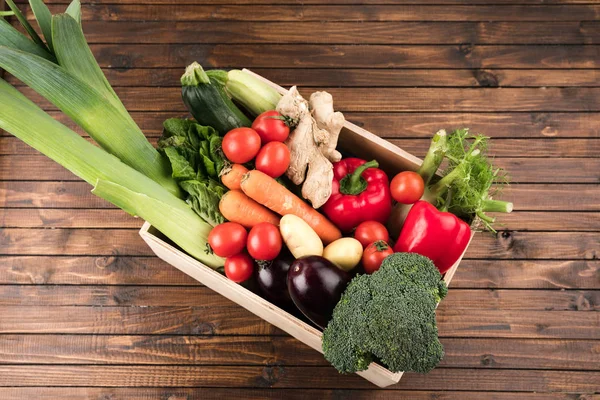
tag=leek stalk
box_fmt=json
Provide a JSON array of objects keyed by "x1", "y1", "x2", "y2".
[
  {"x1": 0, "y1": 78, "x2": 223, "y2": 268},
  {"x1": 226, "y1": 69, "x2": 281, "y2": 116},
  {"x1": 0, "y1": 45, "x2": 181, "y2": 198}
]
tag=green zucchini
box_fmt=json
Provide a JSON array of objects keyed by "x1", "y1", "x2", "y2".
[{"x1": 181, "y1": 62, "x2": 251, "y2": 135}]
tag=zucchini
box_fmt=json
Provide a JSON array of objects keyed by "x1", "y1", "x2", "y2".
[{"x1": 181, "y1": 62, "x2": 251, "y2": 135}]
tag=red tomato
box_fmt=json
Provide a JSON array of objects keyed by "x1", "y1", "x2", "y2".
[
  {"x1": 222, "y1": 127, "x2": 261, "y2": 163},
  {"x1": 362, "y1": 240, "x2": 393, "y2": 274},
  {"x1": 224, "y1": 253, "x2": 254, "y2": 283},
  {"x1": 255, "y1": 142, "x2": 291, "y2": 178},
  {"x1": 208, "y1": 222, "x2": 247, "y2": 258},
  {"x1": 252, "y1": 110, "x2": 290, "y2": 143},
  {"x1": 354, "y1": 221, "x2": 390, "y2": 249},
  {"x1": 247, "y1": 222, "x2": 282, "y2": 261},
  {"x1": 390, "y1": 171, "x2": 425, "y2": 204}
]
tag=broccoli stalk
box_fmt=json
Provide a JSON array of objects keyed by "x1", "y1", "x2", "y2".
[{"x1": 322, "y1": 253, "x2": 447, "y2": 374}]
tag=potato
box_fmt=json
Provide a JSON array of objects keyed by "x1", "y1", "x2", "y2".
[
  {"x1": 280, "y1": 214, "x2": 323, "y2": 258},
  {"x1": 323, "y1": 237, "x2": 363, "y2": 271}
]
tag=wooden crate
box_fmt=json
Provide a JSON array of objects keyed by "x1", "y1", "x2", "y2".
[{"x1": 140, "y1": 71, "x2": 475, "y2": 387}]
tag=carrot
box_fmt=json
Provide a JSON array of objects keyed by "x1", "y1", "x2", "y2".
[
  {"x1": 220, "y1": 164, "x2": 248, "y2": 190},
  {"x1": 240, "y1": 170, "x2": 342, "y2": 244},
  {"x1": 219, "y1": 189, "x2": 280, "y2": 228}
]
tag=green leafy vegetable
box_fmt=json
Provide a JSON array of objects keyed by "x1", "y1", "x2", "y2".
[
  {"x1": 158, "y1": 118, "x2": 229, "y2": 226},
  {"x1": 28, "y1": 0, "x2": 55, "y2": 52},
  {"x1": 65, "y1": 0, "x2": 81, "y2": 24},
  {"x1": 5, "y1": 0, "x2": 48, "y2": 51},
  {"x1": 0, "y1": 18, "x2": 55, "y2": 61}
]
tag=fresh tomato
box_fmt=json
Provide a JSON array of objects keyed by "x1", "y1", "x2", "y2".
[
  {"x1": 252, "y1": 110, "x2": 290, "y2": 143},
  {"x1": 390, "y1": 171, "x2": 425, "y2": 204},
  {"x1": 222, "y1": 127, "x2": 261, "y2": 164},
  {"x1": 362, "y1": 240, "x2": 393, "y2": 274},
  {"x1": 247, "y1": 222, "x2": 282, "y2": 261},
  {"x1": 354, "y1": 221, "x2": 390, "y2": 249},
  {"x1": 224, "y1": 253, "x2": 254, "y2": 283},
  {"x1": 255, "y1": 142, "x2": 291, "y2": 178},
  {"x1": 208, "y1": 222, "x2": 247, "y2": 258}
]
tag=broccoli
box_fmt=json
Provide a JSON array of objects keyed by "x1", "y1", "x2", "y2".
[{"x1": 322, "y1": 253, "x2": 447, "y2": 374}]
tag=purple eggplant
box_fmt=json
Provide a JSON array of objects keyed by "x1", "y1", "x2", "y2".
[
  {"x1": 287, "y1": 255, "x2": 350, "y2": 328},
  {"x1": 257, "y1": 251, "x2": 294, "y2": 308}
]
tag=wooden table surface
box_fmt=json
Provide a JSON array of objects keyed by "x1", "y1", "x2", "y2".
[{"x1": 1, "y1": 1, "x2": 600, "y2": 399}]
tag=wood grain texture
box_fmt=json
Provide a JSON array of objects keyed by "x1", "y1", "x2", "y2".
[
  {"x1": 0, "y1": 335, "x2": 598, "y2": 370},
  {"x1": 0, "y1": 388, "x2": 597, "y2": 400},
  {"x1": 29, "y1": 4, "x2": 600, "y2": 22},
  {"x1": 2, "y1": 0, "x2": 599, "y2": 395},
  {"x1": 0, "y1": 365, "x2": 597, "y2": 392}
]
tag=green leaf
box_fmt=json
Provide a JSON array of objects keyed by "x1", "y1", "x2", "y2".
[
  {"x1": 65, "y1": 0, "x2": 81, "y2": 24},
  {"x1": 0, "y1": 78, "x2": 222, "y2": 268},
  {"x1": 0, "y1": 11, "x2": 16, "y2": 16},
  {"x1": 162, "y1": 147, "x2": 197, "y2": 182},
  {"x1": 179, "y1": 180, "x2": 226, "y2": 227},
  {"x1": 0, "y1": 46, "x2": 181, "y2": 198},
  {"x1": 52, "y1": 14, "x2": 123, "y2": 111},
  {"x1": 5, "y1": 0, "x2": 48, "y2": 51},
  {"x1": 29, "y1": 0, "x2": 55, "y2": 52},
  {"x1": 0, "y1": 20, "x2": 55, "y2": 61}
]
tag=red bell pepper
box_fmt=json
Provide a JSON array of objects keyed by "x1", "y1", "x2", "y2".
[
  {"x1": 322, "y1": 158, "x2": 392, "y2": 232},
  {"x1": 394, "y1": 200, "x2": 471, "y2": 274}
]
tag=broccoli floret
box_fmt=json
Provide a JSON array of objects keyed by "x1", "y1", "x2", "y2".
[{"x1": 322, "y1": 253, "x2": 447, "y2": 374}]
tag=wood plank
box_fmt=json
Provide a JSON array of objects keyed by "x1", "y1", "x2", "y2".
[
  {"x1": 0, "y1": 305, "x2": 597, "y2": 339},
  {"x1": 17, "y1": 44, "x2": 597, "y2": 69},
  {"x1": 2, "y1": 285, "x2": 597, "y2": 311},
  {"x1": 2, "y1": 208, "x2": 598, "y2": 231},
  {"x1": 5, "y1": 136, "x2": 600, "y2": 157},
  {"x1": 4, "y1": 111, "x2": 598, "y2": 139},
  {"x1": 0, "y1": 335, "x2": 597, "y2": 370},
  {"x1": 0, "y1": 209, "x2": 141, "y2": 228},
  {"x1": 17, "y1": 86, "x2": 600, "y2": 112},
  {"x1": 30, "y1": 4, "x2": 600, "y2": 22},
  {"x1": 0, "y1": 256, "x2": 596, "y2": 289},
  {"x1": 0, "y1": 388, "x2": 596, "y2": 400},
  {"x1": 22, "y1": 21, "x2": 600, "y2": 45},
  {"x1": 1, "y1": 228, "x2": 598, "y2": 259},
  {"x1": 13, "y1": 0, "x2": 600, "y2": 6},
  {"x1": 0, "y1": 365, "x2": 597, "y2": 392},
  {"x1": 3, "y1": 154, "x2": 599, "y2": 183}
]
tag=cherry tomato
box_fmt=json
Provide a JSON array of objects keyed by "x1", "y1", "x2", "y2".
[
  {"x1": 208, "y1": 222, "x2": 247, "y2": 258},
  {"x1": 222, "y1": 127, "x2": 261, "y2": 163},
  {"x1": 247, "y1": 222, "x2": 282, "y2": 261},
  {"x1": 354, "y1": 221, "x2": 390, "y2": 249},
  {"x1": 224, "y1": 253, "x2": 254, "y2": 283},
  {"x1": 252, "y1": 110, "x2": 290, "y2": 143},
  {"x1": 255, "y1": 142, "x2": 291, "y2": 178},
  {"x1": 390, "y1": 171, "x2": 425, "y2": 204},
  {"x1": 362, "y1": 240, "x2": 393, "y2": 274}
]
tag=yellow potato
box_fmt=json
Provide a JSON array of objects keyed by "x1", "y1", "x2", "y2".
[
  {"x1": 323, "y1": 237, "x2": 363, "y2": 271},
  {"x1": 280, "y1": 214, "x2": 323, "y2": 258}
]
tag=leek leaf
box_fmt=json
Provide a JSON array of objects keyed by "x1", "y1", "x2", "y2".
[
  {"x1": 0, "y1": 11, "x2": 16, "y2": 16},
  {"x1": 0, "y1": 19, "x2": 55, "y2": 61},
  {"x1": 92, "y1": 179, "x2": 224, "y2": 268},
  {"x1": 29, "y1": 0, "x2": 55, "y2": 52},
  {"x1": 52, "y1": 14, "x2": 123, "y2": 110},
  {"x1": 5, "y1": 0, "x2": 48, "y2": 51},
  {"x1": 65, "y1": 0, "x2": 81, "y2": 25},
  {"x1": 0, "y1": 78, "x2": 223, "y2": 268},
  {"x1": 0, "y1": 45, "x2": 181, "y2": 198}
]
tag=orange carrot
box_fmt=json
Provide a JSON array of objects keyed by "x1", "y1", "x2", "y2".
[
  {"x1": 240, "y1": 170, "x2": 342, "y2": 244},
  {"x1": 219, "y1": 189, "x2": 280, "y2": 228},
  {"x1": 220, "y1": 164, "x2": 248, "y2": 190}
]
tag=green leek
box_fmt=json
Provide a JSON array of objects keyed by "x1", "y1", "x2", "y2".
[
  {"x1": 29, "y1": 0, "x2": 55, "y2": 52},
  {"x1": 0, "y1": 18, "x2": 55, "y2": 61},
  {"x1": 65, "y1": 0, "x2": 81, "y2": 24},
  {"x1": 5, "y1": 0, "x2": 48, "y2": 51},
  {"x1": 0, "y1": 78, "x2": 223, "y2": 268},
  {"x1": 0, "y1": 45, "x2": 181, "y2": 198}
]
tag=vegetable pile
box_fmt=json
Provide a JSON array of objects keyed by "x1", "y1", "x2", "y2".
[{"x1": 0, "y1": 3, "x2": 514, "y2": 378}]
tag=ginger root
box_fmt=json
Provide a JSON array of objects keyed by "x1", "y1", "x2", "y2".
[{"x1": 277, "y1": 86, "x2": 345, "y2": 209}]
